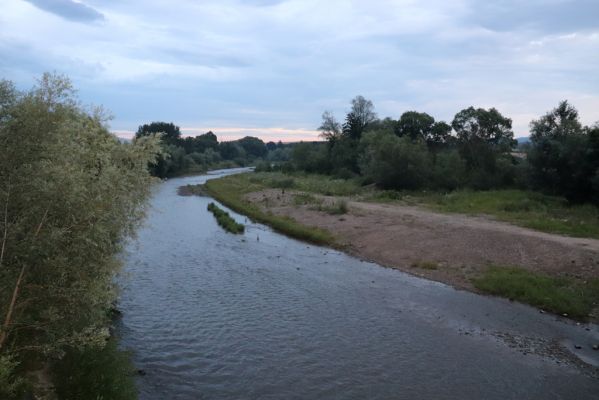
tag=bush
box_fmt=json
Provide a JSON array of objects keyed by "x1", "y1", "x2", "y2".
[
  {"x1": 207, "y1": 202, "x2": 245, "y2": 234},
  {"x1": 52, "y1": 340, "x2": 137, "y2": 400},
  {"x1": 0, "y1": 355, "x2": 25, "y2": 399},
  {"x1": 473, "y1": 266, "x2": 599, "y2": 320},
  {"x1": 360, "y1": 131, "x2": 431, "y2": 190},
  {"x1": 431, "y1": 150, "x2": 466, "y2": 190}
]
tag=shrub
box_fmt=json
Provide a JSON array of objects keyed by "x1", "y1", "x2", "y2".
[
  {"x1": 52, "y1": 340, "x2": 137, "y2": 400},
  {"x1": 207, "y1": 202, "x2": 245, "y2": 234}
]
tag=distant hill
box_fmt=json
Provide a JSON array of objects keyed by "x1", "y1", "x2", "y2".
[{"x1": 516, "y1": 137, "x2": 530, "y2": 144}]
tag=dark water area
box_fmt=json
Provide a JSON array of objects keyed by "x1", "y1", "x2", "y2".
[{"x1": 118, "y1": 169, "x2": 599, "y2": 399}]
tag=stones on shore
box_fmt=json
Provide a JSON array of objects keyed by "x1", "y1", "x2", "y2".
[
  {"x1": 593, "y1": 345, "x2": 599, "y2": 351},
  {"x1": 574, "y1": 345, "x2": 582, "y2": 350}
]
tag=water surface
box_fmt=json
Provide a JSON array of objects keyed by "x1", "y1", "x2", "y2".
[{"x1": 119, "y1": 169, "x2": 599, "y2": 399}]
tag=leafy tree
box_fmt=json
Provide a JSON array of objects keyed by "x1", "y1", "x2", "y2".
[
  {"x1": 341, "y1": 96, "x2": 377, "y2": 140},
  {"x1": 396, "y1": 111, "x2": 435, "y2": 140},
  {"x1": 318, "y1": 111, "x2": 342, "y2": 141},
  {"x1": 528, "y1": 101, "x2": 598, "y2": 202},
  {"x1": 530, "y1": 100, "x2": 581, "y2": 141},
  {"x1": 135, "y1": 121, "x2": 182, "y2": 146},
  {"x1": 452, "y1": 107, "x2": 515, "y2": 174},
  {"x1": 0, "y1": 73, "x2": 158, "y2": 393},
  {"x1": 360, "y1": 131, "x2": 431, "y2": 190},
  {"x1": 237, "y1": 136, "x2": 267, "y2": 158}
]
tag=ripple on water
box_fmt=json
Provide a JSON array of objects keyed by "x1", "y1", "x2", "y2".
[{"x1": 118, "y1": 171, "x2": 599, "y2": 400}]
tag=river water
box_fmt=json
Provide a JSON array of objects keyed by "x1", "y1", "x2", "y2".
[{"x1": 118, "y1": 169, "x2": 599, "y2": 399}]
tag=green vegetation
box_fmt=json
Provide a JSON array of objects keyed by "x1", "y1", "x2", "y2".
[
  {"x1": 204, "y1": 174, "x2": 336, "y2": 246},
  {"x1": 0, "y1": 74, "x2": 158, "y2": 398},
  {"x1": 249, "y1": 172, "x2": 362, "y2": 196},
  {"x1": 473, "y1": 266, "x2": 599, "y2": 320},
  {"x1": 52, "y1": 340, "x2": 137, "y2": 400},
  {"x1": 207, "y1": 203, "x2": 245, "y2": 234},
  {"x1": 411, "y1": 261, "x2": 439, "y2": 270},
  {"x1": 397, "y1": 190, "x2": 599, "y2": 239},
  {"x1": 135, "y1": 122, "x2": 293, "y2": 178},
  {"x1": 287, "y1": 96, "x2": 599, "y2": 209}
]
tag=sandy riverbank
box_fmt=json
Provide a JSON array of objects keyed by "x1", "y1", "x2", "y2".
[{"x1": 246, "y1": 188, "x2": 599, "y2": 298}]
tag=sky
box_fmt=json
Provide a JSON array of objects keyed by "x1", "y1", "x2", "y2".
[{"x1": 1, "y1": 0, "x2": 598, "y2": 142}]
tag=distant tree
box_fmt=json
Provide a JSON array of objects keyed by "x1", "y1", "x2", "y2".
[
  {"x1": 318, "y1": 111, "x2": 342, "y2": 141},
  {"x1": 530, "y1": 100, "x2": 582, "y2": 141},
  {"x1": 266, "y1": 141, "x2": 277, "y2": 151},
  {"x1": 396, "y1": 111, "x2": 435, "y2": 140},
  {"x1": 365, "y1": 117, "x2": 397, "y2": 135},
  {"x1": 135, "y1": 122, "x2": 181, "y2": 146},
  {"x1": 219, "y1": 141, "x2": 244, "y2": 160},
  {"x1": 528, "y1": 101, "x2": 598, "y2": 202},
  {"x1": 452, "y1": 107, "x2": 515, "y2": 169},
  {"x1": 428, "y1": 121, "x2": 453, "y2": 149},
  {"x1": 340, "y1": 96, "x2": 377, "y2": 140},
  {"x1": 360, "y1": 131, "x2": 431, "y2": 190},
  {"x1": 237, "y1": 136, "x2": 267, "y2": 158}
]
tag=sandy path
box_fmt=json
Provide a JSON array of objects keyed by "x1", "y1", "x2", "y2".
[{"x1": 246, "y1": 189, "x2": 599, "y2": 291}]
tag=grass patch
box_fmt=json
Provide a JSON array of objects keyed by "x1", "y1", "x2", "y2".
[
  {"x1": 367, "y1": 189, "x2": 599, "y2": 239},
  {"x1": 249, "y1": 172, "x2": 363, "y2": 196},
  {"x1": 207, "y1": 202, "x2": 245, "y2": 234},
  {"x1": 411, "y1": 260, "x2": 439, "y2": 270},
  {"x1": 52, "y1": 339, "x2": 138, "y2": 400},
  {"x1": 315, "y1": 199, "x2": 349, "y2": 215},
  {"x1": 473, "y1": 266, "x2": 599, "y2": 320},
  {"x1": 203, "y1": 173, "x2": 336, "y2": 246}
]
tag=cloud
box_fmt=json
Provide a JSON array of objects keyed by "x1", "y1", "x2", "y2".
[
  {"x1": 23, "y1": 0, "x2": 104, "y2": 22},
  {"x1": 2, "y1": 0, "x2": 599, "y2": 140}
]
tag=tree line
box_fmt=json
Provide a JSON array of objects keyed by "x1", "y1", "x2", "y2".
[
  {"x1": 135, "y1": 122, "x2": 291, "y2": 178},
  {"x1": 288, "y1": 96, "x2": 599, "y2": 204}
]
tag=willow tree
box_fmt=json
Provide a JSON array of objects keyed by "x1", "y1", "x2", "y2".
[{"x1": 0, "y1": 74, "x2": 159, "y2": 392}]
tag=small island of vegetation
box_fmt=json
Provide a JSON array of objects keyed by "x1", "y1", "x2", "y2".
[{"x1": 207, "y1": 203, "x2": 245, "y2": 234}]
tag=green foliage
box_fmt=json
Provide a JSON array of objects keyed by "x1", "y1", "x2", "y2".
[
  {"x1": 0, "y1": 73, "x2": 158, "y2": 392},
  {"x1": 135, "y1": 121, "x2": 181, "y2": 146},
  {"x1": 207, "y1": 203, "x2": 245, "y2": 234},
  {"x1": 431, "y1": 150, "x2": 467, "y2": 190},
  {"x1": 0, "y1": 355, "x2": 25, "y2": 399},
  {"x1": 415, "y1": 189, "x2": 599, "y2": 238},
  {"x1": 52, "y1": 340, "x2": 138, "y2": 400},
  {"x1": 528, "y1": 101, "x2": 599, "y2": 203},
  {"x1": 411, "y1": 261, "x2": 439, "y2": 270},
  {"x1": 360, "y1": 131, "x2": 432, "y2": 190},
  {"x1": 250, "y1": 172, "x2": 362, "y2": 196},
  {"x1": 291, "y1": 142, "x2": 331, "y2": 173},
  {"x1": 473, "y1": 266, "x2": 599, "y2": 320},
  {"x1": 204, "y1": 174, "x2": 336, "y2": 246}
]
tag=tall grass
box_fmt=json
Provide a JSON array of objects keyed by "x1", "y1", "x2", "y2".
[
  {"x1": 207, "y1": 202, "x2": 245, "y2": 234},
  {"x1": 369, "y1": 189, "x2": 599, "y2": 239},
  {"x1": 473, "y1": 266, "x2": 599, "y2": 320}
]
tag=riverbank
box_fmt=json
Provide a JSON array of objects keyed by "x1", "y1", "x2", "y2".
[{"x1": 202, "y1": 172, "x2": 599, "y2": 322}]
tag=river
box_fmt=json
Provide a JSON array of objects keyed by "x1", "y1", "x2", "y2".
[{"x1": 118, "y1": 169, "x2": 599, "y2": 399}]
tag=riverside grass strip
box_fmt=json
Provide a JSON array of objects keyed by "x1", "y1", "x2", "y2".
[
  {"x1": 207, "y1": 202, "x2": 245, "y2": 234},
  {"x1": 204, "y1": 174, "x2": 336, "y2": 246}
]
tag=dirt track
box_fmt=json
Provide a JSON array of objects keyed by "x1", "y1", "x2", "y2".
[{"x1": 246, "y1": 189, "x2": 599, "y2": 291}]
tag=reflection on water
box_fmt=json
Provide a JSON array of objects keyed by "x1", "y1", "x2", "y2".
[{"x1": 118, "y1": 169, "x2": 598, "y2": 400}]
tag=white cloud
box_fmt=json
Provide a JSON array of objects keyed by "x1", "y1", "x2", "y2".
[{"x1": 1, "y1": 0, "x2": 598, "y2": 140}]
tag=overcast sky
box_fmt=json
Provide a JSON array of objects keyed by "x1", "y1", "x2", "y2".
[{"x1": 1, "y1": 0, "x2": 598, "y2": 141}]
